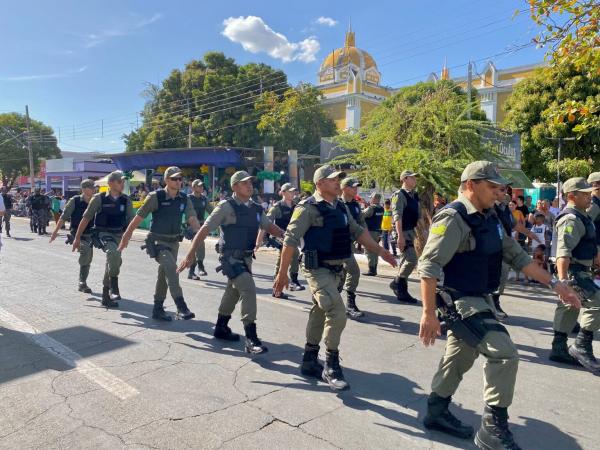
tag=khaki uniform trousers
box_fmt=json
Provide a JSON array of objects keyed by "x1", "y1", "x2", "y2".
[
  {"x1": 194, "y1": 239, "x2": 206, "y2": 268},
  {"x1": 342, "y1": 255, "x2": 360, "y2": 293},
  {"x1": 153, "y1": 239, "x2": 184, "y2": 301},
  {"x1": 397, "y1": 230, "x2": 417, "y2": 278},
  {"x1": 366, "y1": 231, "x2": 381, "y2": 269},
  {"x1": 431, "y1": 297, "x2": 519, "y2": 408},
  {"x1": 553, "y1": 270, "x2": 600, "y2": 333},
  {"x1": 98, "y1": 231, "x2": 123, "y2": 287},
  {"x1": 275, "y1": 246, "x2": 300, "y2": 277},
  {"x1": 303, "y1": 266, "x2": 347, "y2": 351},
  {"x1": 219, "y1": 256, "x2": 257, "y2": 326}
]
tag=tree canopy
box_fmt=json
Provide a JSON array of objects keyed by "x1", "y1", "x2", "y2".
[
  {"x1": 0, "y1": 113, "x2": 60, "y2": 188},
  {"x1": 503, "y1": 63, "x2": 600, "y2": 180}
]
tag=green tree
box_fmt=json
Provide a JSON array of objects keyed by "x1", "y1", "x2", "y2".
[
  {"x1": 503, "y1": 63, "x2": 599, "y2": 181},
  {"x1": 335, "y1": 80, "x2": 494, "y2": 251},
  {"x1": 0, "y1": 113, "x2": 60, "y2": 188},
  {"x1": 256, "y1": 84, "x2": 336, "y2": 153},
  {"x1": 124, "y1": 52, "x2": 288, "y2": 151}
]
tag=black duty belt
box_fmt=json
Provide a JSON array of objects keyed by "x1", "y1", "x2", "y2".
[{"x1": 320, "y1": 262, "x2": 344, "y2": 273}]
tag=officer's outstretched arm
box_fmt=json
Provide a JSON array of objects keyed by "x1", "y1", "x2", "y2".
[
  {"x1": 187, "y1": 216, "x2": 201, "y2": 232},
  {"x1": 266, "y1": 223, "x2": 284, "y2": 238},
  {"x1": 273, "y1": 245, "x2": 294, "y2": 294},
  {"x1": 177, "y1": 225, "x2": 210, "y2": 273},
  {"x1": 118, "y1": 215, "x2": 144, "y2": 251},
  {"x1": 419, "y1": 277, "x2": 441, "y2": 347},
  {"x1": 521, "y1": 260, "x2": 581, "y2": 309},
  {"x1": 49, "y1": 219, "x2": 66, "y2": 243},
  {"x1": 71, "y1": 217, "x2": 91, "y2": 252},
  {"x1": 356, "y1": 229, "x2": 397, "y2": 267}
]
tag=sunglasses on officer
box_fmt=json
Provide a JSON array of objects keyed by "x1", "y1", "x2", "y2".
[{"x1": 168, "y1": 177, "x2": 183, "y2": 182}]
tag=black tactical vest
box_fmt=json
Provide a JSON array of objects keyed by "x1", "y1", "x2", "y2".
[
  {"x1": 364, "y1": 204, "x2": 384, "y2": 231},
  {"x1": 150, "y1": 189, "x2": 187, "y2": 236},
  {"x1": 400, "y1": 189, "x2": 420, "y2": 231},
  {"x1": 274, "y1": 200, "x2": 294, "y2": 230},
  {"x1": 2, "y1": 193, "x2": 12, "y2": 210},
  {"x1": 30, "y1": 194, "x2": 45, "y2": 210},
  {"x1": 71, "y1": 195, "x2": 92, "y2": 235},
  {"x1": 220, "y1": 199, "x2": 262, "y2": 252},
  {"x1": 93, "y1": 193, "x2": 128, "y2": 232},
  {"x1": 302, "y1": 197, "x2": 352, "y2": 262},
  {"x1": 344, "y1": 199, "x2": 362, "y2": 223},
  {"x1": 494, "y1": 203, "x2": 514, "y2": 235},
  {"x1": 443, "y1": 202, "x2": 504, "y2": 295},
  {"x1": 189, "y1": 194, "x2": 208, "y2": 222},
  {"x1": 593, "y1": 196, "x2": 600, "y2": 245},
  {"x1": 557, "y1": 207, "x2": 598, "y2": 260}
]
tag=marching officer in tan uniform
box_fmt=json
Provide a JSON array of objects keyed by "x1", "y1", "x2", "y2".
[
  {"x1": 273, "y1": 166, "x2": 396, "y2": 391},
  {"x1": 119, "y1": 167, "x2": 202, "y2": 321},
  {"x1": 187, "y1": 179, "x2": 213, "y2": 279},
  {"x1": 256, "y1": 182, "x2": 305, "y2": 299},
  {"x1": 549, "y1": 177, "x2": 600, "y2": 374},
  {"x1": 418, "y1": 161, "x2": 580, "y2": 449},
  {"x1": 50, "y1": 179, "x2": 96, "y2": 293},
  {"x1": 73, "y1": 171, "x2": 134, "y2": 308},
  {"x1": 362, "y1": 192, "x2": 384, "y2": 276},
  {"x1": 178, "y1": 171, "x2": 284, "y2": 354},
  {"x1": 339, "y1": 176, "x2": 367, "y2": 319},
  {"x1": 390, "y1": 170, "x2": 420, "y2": 303}
]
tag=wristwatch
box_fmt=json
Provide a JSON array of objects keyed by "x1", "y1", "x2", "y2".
[{"x1": 549, "y1": 276, "x2": 560, "y2": 289}]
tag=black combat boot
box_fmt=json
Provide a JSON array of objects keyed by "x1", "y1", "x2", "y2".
[
  {"x1": 197, "y1": 262, "x2": 207, "y2": 277},
  {"x1": 101, "y1": 286, "x2": 118, "y2": 308},
  {"x1": 289, "y1": 273, "x2": 305, "y2": 291},
  {"x1": 569, "y1": 328, "x2": 600, "y2": 374},
  {"x1": 492, "y1": 294, "x2": 508, "y2": 321},
  {"x1": 423, "y1": 392, "x2": 474, "y2": 439},
  {"x1": 152, "y1": 298, "x2": 172, "y2": 321},
  {"x1": 549, "y1": 331, "x2": 579, "y2": 365},
  {"x1": 187, "y1": 262, "x2": 200, "y2": 280},
  {"x1": 475, "y1": 404, "x2": 521, "y2": 450},
  {"x1": 213, "y1": 314, "x2": 240, "y2": 341},
  {"x1": 346, "y1": 292, "x2": 364, "y2": 319},
  {"x1": 174, "y1": 297, "x2": 195, "y2": 320},
  {"x1": 78, "y1": 265, "x2": 92, "y2": 294},
  {"x1": 300, "y1": 343, "x2": 324, "y2": 378},
  {"x1": 109, "y1": 277, "x2": 121, "y2": 301},
  {"x1": 322, "y1": 349, "x2": 350, "y2": 391},
  {"x1": 363, "y1": 265, "x2": 377, "y2": 276},
  {"x1": 390, "y1": 277, "x2": 418, "y2": 304},
  {"x1": 244, "y1": 323, "x2": 268, "y2": 354}
]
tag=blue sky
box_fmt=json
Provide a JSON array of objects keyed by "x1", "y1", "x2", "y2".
[{"x1": 0, "y1": 0, "x2": 544, "y2": 153}]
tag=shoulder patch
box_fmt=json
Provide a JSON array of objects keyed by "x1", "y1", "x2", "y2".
[
  {"x1": 291, "y1": 208, "x2": 303, "y2": 221},
  {"x1": 430, "y1": 224, "x2": 447, "y2": 236},
  {"x1": 564, "y1": 224, "x2": 574, "y2": 234}
]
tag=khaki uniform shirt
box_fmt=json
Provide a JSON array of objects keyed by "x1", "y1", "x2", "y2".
[
  {"x1": 59, "y1": 196, "x2": 90, "y2": 222},
  {"x1": 266, "y1": 201, "x2": 292, "y2": 223},
  {"x1": 283, "y1": 191, "x2": 365, "y2": 265},
  {"x1": 556, "y1": 203, "x2": 595, "y2": 267},
  {"x1": 136, "y1": 190, "x2": 196, "y2": 240},
  {"x1": 392, "y1": 188, "x2": 417, "y2": 240}
]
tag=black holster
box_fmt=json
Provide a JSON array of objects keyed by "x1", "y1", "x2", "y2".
[
  {"x1": 302, "y1": 250, "x2": 319, "y2": 270},
  {"x1": 436, "y1": 288, "x2": 508, "y2": 348},
  {"x1": 568, "y1": 264, "x2": 599, "y2": 301},
  {"x1": 141, "y1": 237, "x2": 172, "y2": 260},
  {"x1": 216, "y1": 254, "x2": 250, "y2": 279}
]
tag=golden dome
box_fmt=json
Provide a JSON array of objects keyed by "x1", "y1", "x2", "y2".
[{"x1": 320, "y1": 30, "x2": 378, "y2": 73}]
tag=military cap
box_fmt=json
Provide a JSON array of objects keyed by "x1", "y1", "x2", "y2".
[
  {"x1": 191, "y1": 179, "x2": 204, "y2": 187},
  {"x1": 280, "y1": 182, "x2": 297, "y2": 192},
  {"x1": 230, "y1": 170, "x2": 255, "y2": 187},
  {"x1": 460, "y1": 161, "x2": 510, "y2": 185},
  {"x1": 107, "y1": 171, "x2": 126, "y2": 183},
  {"x1": 313, "y1": 165, "x2": 346, "y2": 184},
  {"x1": 400, "y1": 170, "x2": 419, "y2": 179},
  {"x1": 341, "y1": 177, "x2": 361, "y2": 188},
  {"x1": 562, "y1": 177, "x2": 594, "y2": 193},
  {"x1": 163, "y1": 166, "x2": 183, "y2": 179},
  {"x1": 587, "y1": 172, "x2": 600, "y2": 184},
  {"x1": 80, "y1": 179, "x2": 95, "y2": 189}
]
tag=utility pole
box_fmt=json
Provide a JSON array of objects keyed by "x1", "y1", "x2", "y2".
[
  {"x1": 466, "y1": 61, "x2": 472, "y2": 120},
  {"x1": 187, "y1": 98, "x2": 192, "y2": 148},
  {"x1": 25, "y1": 105, "x2": 36, "y2": 191},
  {"x1": 546, "y1": 136, "x2": 576, "y2": 205}
]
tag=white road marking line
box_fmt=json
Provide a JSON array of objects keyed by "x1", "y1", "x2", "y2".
[{"x1": 0, "y1": 307, "x2": 139, "y2": 400}]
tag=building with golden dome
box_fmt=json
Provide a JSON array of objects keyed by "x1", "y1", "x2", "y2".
[{"x1": 317, "y1": 26, "x2": 393, "y2": 131}]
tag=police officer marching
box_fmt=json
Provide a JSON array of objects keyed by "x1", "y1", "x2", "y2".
[
  {"x1": 49, "y1": 179, "x2": 96, "y2": 293},
  {"x1": 362, "y1": 192, "x2": 384, "y2": 276},
  {"x1": 72, "y1": 171, "x2": 134, "y2": 308},
  {"x1": 390, "y1": 170, "x2": 420, "y2": 303},
  {"x1": 418, "y1": 161, "x2": 580, "y2": 449},
  {"x1": 30, "y1": 187, "x2": 51, "y2": 235},
  {"x1": 118, "y1": 167, "x2": 200, "y2": 321},
  {"x1": 1, "y1": 186, "x2": 13, "y2": 237},
  {"x1": 256, "y1": 182, "x2": 305, "y2": 299},
  {"x1": 339, "y1": 176, "x2": 367, "y2": 319},
  {"x1": 587, "y1": 171, "x2": 600, "y2": 256},
  {"x1": 187, "y1": 179, "x2": 213, "y2": 280},
  {"x1": 178, "y1": 170, "x2": 284, "y2": 354},
  {"x1": 273, "y1": 166, "x2": 397, "y2": 391},
  {"x1": 549, "y1": 177, "x2": 600, "y2": 374}
]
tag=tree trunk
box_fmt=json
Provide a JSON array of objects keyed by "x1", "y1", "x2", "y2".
[{"x1": 414, "y1": 184, "x2": 435, "y2": 256}]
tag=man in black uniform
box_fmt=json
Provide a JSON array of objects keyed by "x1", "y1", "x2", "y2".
[
  {"x1": 119, "y1": 167, "x2": 201, "y2": 321},
  {"x1": 30, "y1": 188, "x2": 50, "y2": 235},
  {"x1": 50, "y1": 179, "x2": 96, "y2": 293},
  {"x1": 363, "y1": 193, "x2": 385, "y2": 276},
  {"x1": 72, "y1": 171, "x2": 134, "y2": 308},
  {"x1": 0, "y1": 187, "x2": 13, "y2": 237},
  {"x1": 187, "y1": 179, "x2": 213, "y2": 279}
]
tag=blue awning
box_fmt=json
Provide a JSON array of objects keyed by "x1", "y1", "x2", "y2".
[{"x1": 108, "y1": 147, "x2": 243, "y2": 171}]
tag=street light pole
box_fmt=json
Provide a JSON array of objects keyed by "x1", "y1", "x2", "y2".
[
  {"x1": 25, "y1": 105, "x2": 36, "y2": 191},
  {"x1": 546, "y1": 136, "x2": 576, "y2": 206}
]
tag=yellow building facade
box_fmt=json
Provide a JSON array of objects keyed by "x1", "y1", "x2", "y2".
[
  {"x1": 429, "y1": 61, "x2": 545, "y2": 123},
  {"x1": 317, "y1": 27, "x2": 393, "y2": 131}
]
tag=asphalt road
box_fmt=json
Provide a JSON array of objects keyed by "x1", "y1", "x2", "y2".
[{"x1": 0, "y1": 218, "x2": 598, "y2": 449}]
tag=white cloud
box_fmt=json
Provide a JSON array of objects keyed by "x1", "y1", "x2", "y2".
[
  {"x1": 81, "y1": 12, "x2": 163, "y2": 48},
  {"x1": 0, "y1": 66, "x2": 87, "y2": 82},
  {"x1": 222, "y1": 16, "x2": 320, "y2": 63},
  {"x1": 315, "y1": 17, "x2": 338, "y2": 27}
]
